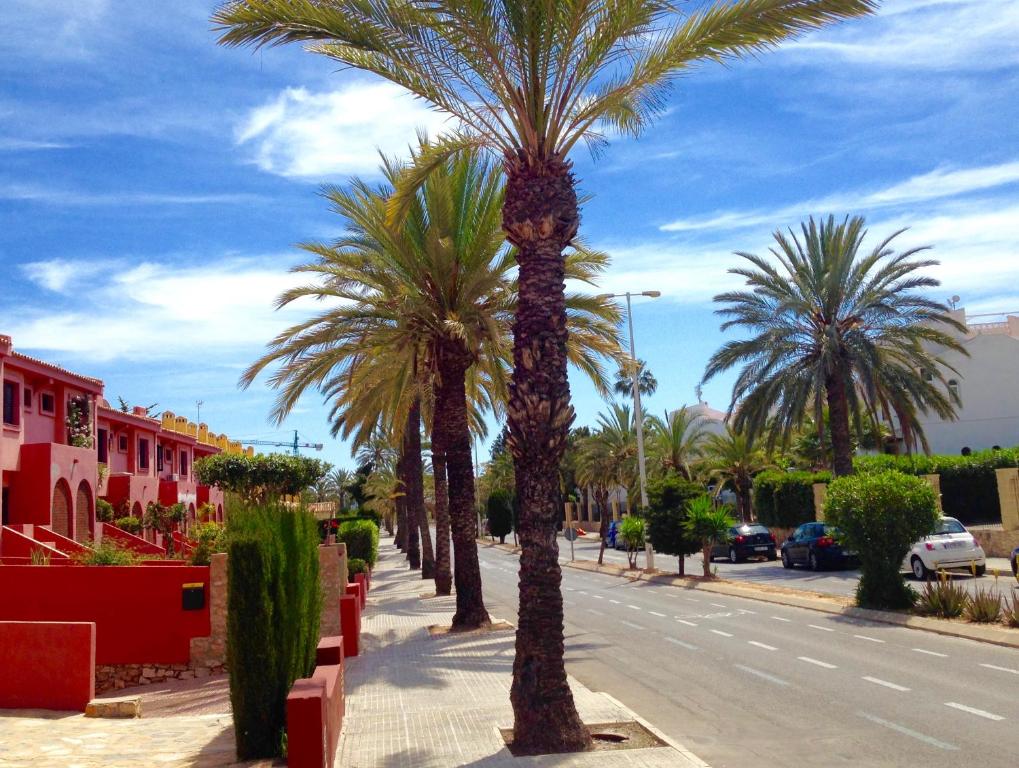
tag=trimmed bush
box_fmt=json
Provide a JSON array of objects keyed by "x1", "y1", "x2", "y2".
[
  {"x1": 337, "y1": 519, "x2": 379, "y2": 567},
  {"x1": 825, "y1": 471, "x2": 940, "y2": 610},
  {"x1": 646, "y1": 475, "x2": 703, "y2": 575},
  {"x1": 348, "y1": 557, "x2": 368, "y2": 582},
  {"x1": 227, "y1": 505, "x2": 321, "y2": 760},
  {"x1": 753, "y1": 470, "x2": 830, "y2": 528},
  {"x1": 114, "y1": 516, "x2": 143, "y2": 535},
  {"x1": 486, "y1": 489, "x2": 514, "y2": 543},
  {"x1": 96, "y1": 498, "x2": 115, "y2": 523}
]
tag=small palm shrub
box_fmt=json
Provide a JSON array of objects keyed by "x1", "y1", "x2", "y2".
[
  {"x1": 73, "y1": 538, "x2": 137, "y2": 566},
  {"x1": 914, "y1": 572, "x2": 969, "y2": 618},
  {"x1": 825, "y1": 471, "x2": 939, "y2": 610},
  {"x1": 619, "y1": 517, "x2": 645, "y2": 569},
  {"x1": 683, "y1": 495, "x2": 734, "y2": 578},
  {"x1": 337, "y1": 519, "x2": 379, "y2": 567},
  {"x1": 964, "y1": 586, "x2": 1002, "y2": 623},
  {"x1": 114, "y1": 516, "x2": 143, "y2": 535},
  {"x1": 1002, "y1": 594, "x2": 1019, "y2": 628}
]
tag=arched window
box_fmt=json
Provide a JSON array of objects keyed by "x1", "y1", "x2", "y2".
[
  {"x1": 51, "y1": 479, "x2": 72, "y2": 538},
  {"x1": 74, "y1": 481, "x2": 93, "y2": 544}
]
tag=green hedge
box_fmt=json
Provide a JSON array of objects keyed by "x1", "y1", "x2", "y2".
[
  {"x1": 753, "y1": 470, "x2": 831, "y2": 528},
  {"x1": 337, "y1": 519, "x2": 379, "y2": 567},
  {"x1": 348, "y1": 556, "x2": 368, "y2": 581},
  {"x1": 854, "y1": 449, "x2": 1019, "y2": 526},
  {"x1": 227, "y1": 505, "x2": 321, "y2": 759}
]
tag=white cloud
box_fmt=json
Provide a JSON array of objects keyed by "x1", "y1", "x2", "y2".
[
  {"x1": 236, "y1": 82, "x2": 453, "y2": 179},
  {"x1": 0, "y1": 183, "x2": 262, "y2": 206},
  {"x1": 7, "y1": 256, "x2": 318, "y2": 362},
  {"x1": 788, "y1": 0, "x2": 1019, "y2": 70},
  {"x1": 0, "y1": 137, "x2": 70, "y2": 151},
  {"x1": 660, "y1": 160, "x2": 1019, "y2": 232},
  {"x1": 1, "y1": 0, "x2": 110, "y2": 61}
]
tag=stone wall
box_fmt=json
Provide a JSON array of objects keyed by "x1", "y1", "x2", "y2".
[
  {"x1": 319, "y1": 544, "x2": 342, "y2": 638},
  {"x1": 96, "y1": 660, "x2": 225, "y2": 693},
  {"x1": 188, "y1": 552, "x2": 227, "y2": 670}
]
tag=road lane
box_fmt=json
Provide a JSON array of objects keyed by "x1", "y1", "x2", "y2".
[{"x1": 476, "y1": 543, "x2": 1019, "y2": 768}]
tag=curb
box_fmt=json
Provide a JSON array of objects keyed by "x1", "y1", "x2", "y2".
[
  {"x1": 594, "y1": 689, "x2": 710, "y2": 767},
  {"x1": 479, "y1": 540, "x2": 1019, "y2": 650}
]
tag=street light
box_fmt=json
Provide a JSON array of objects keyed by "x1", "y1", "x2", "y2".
[{"x1": 596, "y1": 290, "x2": 661, "y2": 570}]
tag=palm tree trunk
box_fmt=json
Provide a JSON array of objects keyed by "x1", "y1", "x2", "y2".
[
  {"x1": 395, "y1": 489, "x2": 406, "y2": 551},
  {"x1": 702, "y1": 542, "x2": 712, "y2": 577},
  {"x1": 431, "y1": 427, "x2": 453, "y2": 596},
  {"x1": 437, "y1": 340, "x2": 490, "y2": 628},
  {"x1": 596, "y1": 489, "x2": 609, "y2": 566},
  {"x1": 398, "y1": 443, "x2": 421, "y2": 569},
  {"x1": 503, "y1": 151, "x2": 590, "y2": 755},
  {"x1": 406, "y1": 398, "x2": 434, "y2": 578},
  {"x1": 826, "y1": 371, "x2": 855, "y2": 477}
]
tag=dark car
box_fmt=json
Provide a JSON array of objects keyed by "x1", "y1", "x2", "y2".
[
  {"x1": 1011, "y1": 545, "x2": 1018, "y2": 578},
  {"x1": 780, "y1": 522, "x2": 856, "y2": 571},
  {"x1": 710, "y1": 523, "x2": 777, "y2": 563}
]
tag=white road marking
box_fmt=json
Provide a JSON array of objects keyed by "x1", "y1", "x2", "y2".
[
  {"x1": 592, "y1": 594, "x2": 604, "y2": 600},
  {"x1": 621, "y1": 620, "x2": 645, "y2": 631},
  {"x1": 586, "y1": 608, "x2": 606, "y2": 617},
  {"x1": 709, "y1": 603, "x2": 727, "y2": 608},
  {"x1": 685, "y1": 597, "x2": 701, "y2": 603},
  {"x1": 808, "y1": 624, "x2": 835, "y2": 632},
  {"x1": 854, "y1": 634, "x2": 884, "y2": 644},
  {"x1": 771, "y1": 616, "x2": 792, "y2": 623},
  {"x1": 578, "y1": 591, "x2": 588, "y2": 595},
  {"x1": 798, "y1": 656, "x2": 837, "y2": 669},
  {"x1": 676, "y1": 619, "x2": 698, "y2": 627},
  {"x1": 609, "y1": 599, "x2": 621, "y2": 605},
  {"x1": 649, "y1": 611, "x2": 667, "y2": 618},
  {"x1": 863, "y1": 676, "x2": 910, "y2": 692},
  {"x1": 735, "y1": 664, "x2": 789, "y2": 687},
  {"x1": 913, "y1": 648, "x2": 948, "y2": 658},
  {"x1": 747, "y1": 641, "x2": 778, "y2": 651},
  {"x1": 565, "y1": 587, "x2": 576, "y2": 592},
  {"x1": 944, "y1": 702, "x2": 1005, "y2": 721},
  {"x1": 627, "y1": 604, "x2": 642, "y2": 611},
  {"x1": 980, "y1": 663, "x2": 1019, "y2": 675},
  {"x1": 710, "y1": 629, "x2": 734, "y2": 638},
  {"x1": 739, "y1": 609, "x2": 758, "y2": 615},
  {"x1": 858, "y1": 712, "x2": 959, "y2": 751},
  {"x1": 666, "y1": 637, "x2": 699, "y2": 651}
]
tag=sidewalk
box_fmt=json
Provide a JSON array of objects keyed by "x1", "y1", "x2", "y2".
[{"x1": 337, "y1": 545, "x2": 708, "y2": 767}]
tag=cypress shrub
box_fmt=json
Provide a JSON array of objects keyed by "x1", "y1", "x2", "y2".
[
  {"x1": 227, "y1": 505, "x2": 321, "y2": 760},
  {"x1": 338, "y1": 519, "x2": 379, "y2": 566},
  {"x1": 487, "y1": 489, "x2": 514, "y2": 543},
  {"x1": 645, "y1": 475, "x2": 703, "y2": 574}
]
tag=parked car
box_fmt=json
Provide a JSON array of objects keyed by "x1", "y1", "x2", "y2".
[
  {"x1": 1011, "y1": 545, "x2": 1018, "y2": 578},
  {"x1": 780, "y1": 522, "x2": 856, "y2": 571},
  {"x1": 709, "y1": 523, "x2": 777, "y2": 563},
  {"x1": 903, "y1": 516, "x2": 985, "y2": 580}
]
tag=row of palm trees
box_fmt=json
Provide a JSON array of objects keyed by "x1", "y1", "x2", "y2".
[{"x1": 215, "y1": 0, "x2": 898, "y2": 754}]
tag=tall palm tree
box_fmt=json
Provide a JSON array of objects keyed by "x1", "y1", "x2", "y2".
[
  {"x1": 326, "y1": 467, "x2": 352, "y2": 511},
  {"x1": 613, "y1": 359, "x2": 658, "y2": 399},
  {"x1": 214, "y1": 1, "x2": 876, "y2": 750},
  {"x1": 646, "y1": 406, "x2": 707, "y2": 480},
  {"x1": 703, "y1": 215, "x2": 967, "y2": 476},
  {"x1": 698, "y1": 426, "x2": 771, "y2": 522}
]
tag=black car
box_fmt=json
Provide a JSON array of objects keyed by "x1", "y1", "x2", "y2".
[
  {"x1": 781, "y1": 522, "x2": 856, "y2": 571},
  {"x1": 710, "y1": 523, "x2": 777, "y2": 563},
  {"x1": 1011, "y1": 545, "x2": 1018, "y2": 577}
]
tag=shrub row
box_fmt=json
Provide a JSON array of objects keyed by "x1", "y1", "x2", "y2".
[
  {"x1": 227, "y1": 505, "x2": 322, "y2": 759},
  {"x1": 753, "y1": 470, "x2": 831, "y2": 528}
]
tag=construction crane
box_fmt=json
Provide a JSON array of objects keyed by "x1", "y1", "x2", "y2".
[{"x1": 239, "y1": 430, "x2": 324, "y2": 457}]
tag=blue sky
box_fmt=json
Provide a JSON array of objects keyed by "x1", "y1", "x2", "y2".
[{"x1": 2, "y1": 0, "x2": 1018, "y2": 472}]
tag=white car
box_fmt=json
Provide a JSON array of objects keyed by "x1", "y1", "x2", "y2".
[{"x1": 903, "y1": 516, "x2": 985, "y2": 580}]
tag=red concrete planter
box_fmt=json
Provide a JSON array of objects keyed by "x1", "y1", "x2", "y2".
[
  {"x1": 339, "y1": 595, "x2": 360, "y2": 657},
  {"x1": 354, "y1": 572, "x2": 368, "y2": 599},
  {"x1": 346, "y1": 581, "x2": 365, "y2": 610}
]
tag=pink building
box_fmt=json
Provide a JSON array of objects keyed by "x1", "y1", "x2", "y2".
[{"x1": 1, "y1": 335, "x2": 226, "y2": 553}]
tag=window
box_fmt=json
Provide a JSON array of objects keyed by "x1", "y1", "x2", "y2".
[
  {"x1": 179, "y1": 451, "x2": 188, "y2": 477},
  {"x1": 157, "y1": 445, "x2": 164, "y2": 472},
  {"x1": 23, "y1": 387, "x2": 32, "y2": 409},
  {"x1": 118, "y1": 434, "x2": 128, "y2": 453},
  {"x1": 97, "y1": 429, "x2": 108, "y2": 464},
  {"x1": 40, "y1": 392, "x2": 55, "y2": 415},
  {"x1": 138, "y1": 438, "x2": 150, "y2": 471},
  {"x1": 2, "y1": 381, "x2": 18, "y2": 426}
]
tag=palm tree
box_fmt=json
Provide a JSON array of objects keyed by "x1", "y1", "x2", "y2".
[
  {"x1": 613, "y1": 359, "x2": 658, "y2": 399},
  {"x1": 326, "y1": 467, "x2": 352, "y2": 511},
  {"x1": 703, "y1": 215, "x2": 967, "y2": 476},
  {"x1": 214, "y1": 1, "x2": 876, "y2": 751},
  {"x1": 683, "y1": 495, "x2": 734, "y2": 577},
  {"x1": 646, "y1": 406, "x2": 707, "y2": 480},
  {"x1": 698, "y1": 427, "x2": 771, "y2": 522}
]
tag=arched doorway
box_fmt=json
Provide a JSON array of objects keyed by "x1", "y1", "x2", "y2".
[
  {"x1": 74, "y1": 481, "x2": 93, "y2": 543},
  {"x1": 187, "y1": 503, "x2": 196, "y2": 534},
  {"x1": 51, "y1": 480, "x2": 72, "y2": 538}
]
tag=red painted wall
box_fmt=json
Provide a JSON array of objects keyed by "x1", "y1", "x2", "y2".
[
  {"x1": 0, "y1": 565, "x2": 211, "y2": 664},
  {"x1": 0, "y1": 621, "x2": 96, "y2": 711},
  {"x1": 0, "y1": 526, "x2": 69, "y2": 560},
  {"x1": 100, "y1": 522, "x2": 163, "y2": 555}
]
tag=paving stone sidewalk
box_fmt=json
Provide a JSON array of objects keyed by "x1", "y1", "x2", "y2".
[{"x1": 337, "y1": 544, "x2": 708, "y2": 768}]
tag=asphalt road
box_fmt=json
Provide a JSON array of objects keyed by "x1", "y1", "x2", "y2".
[
  {"x1": 475, "y1": 542, "x2": 1019, "y2": 768},
  {"x1": 551, "y1": 534, "x2": 1018, "y2": 599}
]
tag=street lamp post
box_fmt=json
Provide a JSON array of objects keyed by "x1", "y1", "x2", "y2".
[{"x1": 598, "y1": 290, "x2": 661, "y2": 570}]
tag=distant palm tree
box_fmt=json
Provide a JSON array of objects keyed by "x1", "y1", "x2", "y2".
[
  {"x1": 684, "y1": 495, "x2": 734, "y2": 577},
  {"x1": 327, "y1": 467, "x2": 352, "y2": 511},
  {"x1": 613, "y1": 359, "x2": 657, "y2": 399},
  {"x1": 704, "y1": 215, "x2": 967, "y2": 476},
  {"x1": 214, "y1": 1, "x2": 877, "y2": 752},
  {"x1": 646, "y1": 407, "x2": 707, "y2": 481},
  {"x1": 576, "y1": 406, "x2": 636, "y2": 565},
  {"x1": 698, "y1": 427, "x2": 771, "y2": 522}
]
